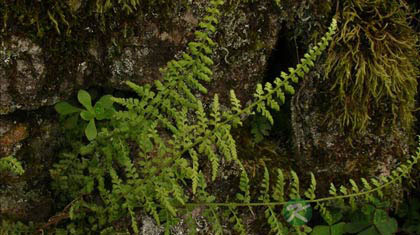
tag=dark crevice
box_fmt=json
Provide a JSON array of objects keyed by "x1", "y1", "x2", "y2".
[
  {"x1": 263, "y1": 31, "x2": 298, "y2": 84},
  {"x1": 260, "y1": 30, "x2": 300, "y2": 143}
]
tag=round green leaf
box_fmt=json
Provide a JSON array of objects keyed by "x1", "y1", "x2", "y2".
[
  {"x1": 85, "y1": 119, "x2": 97, "y2": 141},
  {"x1": 344, "y1": 211, "x2": 371, "y2": 233},
  {"x1": 94, "y1": 104, "x2": 106, "y2": 120},
  {"x1": 78, "y1": 89, "x2": 93, "y2": 111},
  {"x1": 374, "y1": 210, "x2": 397, "y2": 235},
  {"x1": 55, "y1": 102, "x2": 81, "y2": 115},
  {"x1": 311, "y1": 225, "x2": 329, "y2": 235},
  {"x1": 80, "y1": 110, "x2": 95, "y2": 121},
  {"x1": 94, "y1": 95, "x2": 115, "y2": 120},
  {"x1": 96, "y1": 95, "x2": 114, "y2": 109},
  {"x1": 331, "y1": 222, "x2": 346, "y2": 235}
]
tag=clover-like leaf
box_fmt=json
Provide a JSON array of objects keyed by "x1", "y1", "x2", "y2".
[
  {"x1": 78, "y1": 89, "x2": 93, "y2": 111},
  {"x1": 80, "y1": 110, "x2": 95, "y2": 121},
  {"x1": 96, "y1": 95, "x2": 114, "y2": 109},
  {"x1": 55, "y1": 101, "x2": 81, "y2": 115},
  {"x1": 374, "y1": 210, "x2": 397, "y2": 235},
  {"x1": 312, "y1": 225, "x2": 329, "y2": 235},
  {"x1": 358, "y1": 226, "x2": 380, "y2": 235},
  {"x1": 94, "y1": 95, "x2": 115, "y2": 120},
  {"x1": 85, "y1": 119, "x2": 97, "y2": 141}
]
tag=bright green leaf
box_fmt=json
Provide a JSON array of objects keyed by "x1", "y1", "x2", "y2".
[
  {"x1": 85, "y1": 119, "x2": 97, "y2": 141},
  {"x1": 374, "y1": 210, "x2": 397, "y2": 235},
  {"x1": 312, "y1": 225, "x2": 329, "y2": 235},
  {"x1": 80, "y1": 110, "x2": 95, "y2": 121},
  {"x1": 78, "y1": 90, "x2": 93, "y2": 111},
  {"x1": 96, "y1": 95, "x2": 114, "y2": 109},
  {"x1": 331, "y1": 222, "x2": 346, "y2": 235},
  {"x1": 55, "y1": 101, "x2": 81, "y2": 115}
]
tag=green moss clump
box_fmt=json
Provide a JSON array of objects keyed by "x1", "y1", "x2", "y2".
[
  {"x1": 324, "y1": 0, "x2": 419, "y2": 134},
  {"x1": 0, "y1": 0, "x2": 182, "y2": 38}
]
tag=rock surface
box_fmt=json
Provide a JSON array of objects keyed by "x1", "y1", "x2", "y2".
[
  {"x1": 0, "y1": 114, "x2": 60, "y2": 222},
  {"x1": 291, "y1": 69, "x2": 410, "y2": 193}
]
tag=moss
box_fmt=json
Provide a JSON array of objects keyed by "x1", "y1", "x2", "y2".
[
  {"x1": 0, "y1": 0, "x2": 183, "y2": 38},
  {"x1": 324, "y1": 0, "x2": 419, "y2": 135}
]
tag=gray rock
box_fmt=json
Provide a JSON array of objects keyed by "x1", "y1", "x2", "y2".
[
  {"x1": 0, "y1": 36, "x2": 48, "y2": 114},
  {"x1": 291, "y1": 70, "x2": 410, "y2": 194}
]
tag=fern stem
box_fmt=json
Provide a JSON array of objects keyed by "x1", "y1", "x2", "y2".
[
  {"x1": 186, "y1": 160, "x2": 415, "y2": 208},
  {"x1": 179, "y1": 90, "x2": 273, "y2": 157},
  {"x1": 178, "y1": 18, "x2": 337, "y2": 158}
]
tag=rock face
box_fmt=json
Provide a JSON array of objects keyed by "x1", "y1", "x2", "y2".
[
  {"x1": 0, "y1": 115, "x2": 60, "y2": 222},
  {"x1": 0, "y1": 36, "x2": 48, "y2": 114},
  {"x1": 289, "y1": 0, "x2": 418, "y2": 195},
  {"x1": 291, "y1": 69, "x2": 411, "y2": 194}
]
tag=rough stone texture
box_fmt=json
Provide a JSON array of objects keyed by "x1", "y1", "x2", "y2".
[
  {"x1": 0, "y1": 2, "x2": 280, "y2": 113},
  {"x1": 0, "y1": 36, "x2": 46, "y2": 114},
  {"x1": 0, "y1": 115, "x2": 60, "y2": 222},
  {"x1": 100, "y1": 1, "x2": 280, "y2": 106},
  {"x1": 291, "y1": 69, "x2": 410, "y2": 194}
]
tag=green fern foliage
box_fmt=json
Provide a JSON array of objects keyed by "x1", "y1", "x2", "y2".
[
  {"x1": 0, "y1": 156, "x2": 24, "y2": 175},
  {"x1": 194, "y1": 136, "x2": 420, "y2": 234},
  {"x1": 50, "y1": 9, "x2": 340, "y2": 233},
  {"x1": 248, "y1": 18, "x2": 337, "y2": 126},
  {"x1": 47, "y1": 4, "x2": 420, "y2": 232}
]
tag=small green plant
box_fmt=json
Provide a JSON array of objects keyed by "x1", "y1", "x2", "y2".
[
  {"x1": 251, "y1": 115, "x2": 272, "y2": 143},
  {"x1": 311, "y1": 200, "x2": 399, "y2": 235},
  {"x1": 0, "y1": 155, "x2": 24, "y2": 175},
  {"x1": 55, "y1": 90, "x2": 115, "y2": 141},
  {"x1": 343, "y1": 205, "x2": 398, "y2": 235},
  {"x1": 311, "y1": 210, "x2": 346, "y2": 235}
]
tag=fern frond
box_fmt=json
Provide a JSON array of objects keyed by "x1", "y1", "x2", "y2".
[
  {"x1": 289, "y1": 170, "x2": 300, "y2": 200},
  {"x1": 178, "y1": 18, "x2": 338, "y2": 160},
  {"x1": 316, "y1": 202, "x2": 333, "y2": 225},
  {"x1": 229, "y1": 206, "x2": 247, "y2": 235},
  {"x1": 304, "y1": 173, "x2": 317, "y2": 200},
  {"x1": 265, "y1": 206, "x2": 285, "y2": 235},
  {"x1": 273, "y1": 169, "x2": 285, "y2": 203},
  {"x1": 237, "y1": 169, "x2": 251, "y2": 203},
  {"x1": 258, "y1": 167, "x2": 271, "y2": 202},
  {"x1": 189, "y1": 149, "x2": 200, "y2": 195}
]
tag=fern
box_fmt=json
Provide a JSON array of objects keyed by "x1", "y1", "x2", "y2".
[
  {"x1": 47, "y1": 3, "x2": 420, "y2": 232},
  {"x1": 50, "y1": 13, "x2": 338, "y2": 233},
  {"x1": 189, "y1": 136, "x2": 420, "y2": 232},
  {"x1": 0, "y1": 156, "x2": 24, "y2": 175}
]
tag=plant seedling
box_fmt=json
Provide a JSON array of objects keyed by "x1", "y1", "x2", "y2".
[{"x1": 55, "y1": 90, "x2": 115, "y2": 141}]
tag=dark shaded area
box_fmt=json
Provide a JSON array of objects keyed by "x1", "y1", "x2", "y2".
[
  {"x1": 263, "y1": 30, "x2": 298, "y2": 84},
  {"x1": 260, "y1": 30, "x2": 300, "y2": 145}
]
